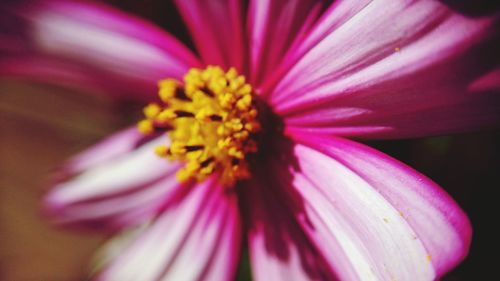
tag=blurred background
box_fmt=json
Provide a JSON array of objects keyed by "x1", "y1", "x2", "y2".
[{"x1": 1, "y1": 1, "x2": 499, "y2": 280}]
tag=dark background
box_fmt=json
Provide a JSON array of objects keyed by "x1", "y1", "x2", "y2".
[{"x1": 1, "y1": 0, "x2": 498, "y2": 280}]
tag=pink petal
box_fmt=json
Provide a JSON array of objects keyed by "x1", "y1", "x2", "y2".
[
  {"x1": 63, "y1": 126, "x2": 146, "y2": 174},
  {"x1": 97, "y1": 178, "x2": 241, "y2": 281},
  {"x1": 44, "y1": 136, "x2": 180, "y2": 230},
  {"x1": 0, "y1": 55, "x2": 129, "y2": 95},
  {"x1": 242, "y1": 170, "x2": 338, "y2": 281},
  {"x1": 283, "y1": 135, "x2": 471, "y2": 279},
  {"x1": 1, "y1": 0, "x2": 200, "y2": 99},
  {"x1": 259, "y1": 0, "x2": 372, "y2": 96},
  {"x1": 269, "y1": 0, "x2": 500, "y2": 138},
  {"x1": 174, "y1": 0, "x2": 245, "y2": 71},
  {"x1": 247, "y1": 0, "x2": 322, "y2": 86}
]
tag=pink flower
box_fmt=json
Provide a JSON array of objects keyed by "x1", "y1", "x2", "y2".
[{"x1": 2, "y1": 0, "x2": 499, "y2": 280}]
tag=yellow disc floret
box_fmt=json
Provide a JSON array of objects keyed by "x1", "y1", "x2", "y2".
[{"x1": 137, "y1": 66, "x2": 260, "y2": 186}]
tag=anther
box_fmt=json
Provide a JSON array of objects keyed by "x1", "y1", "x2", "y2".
[
  {"x1": 200, "y1": 86, "x2": 215, "y2": 97},
  {"x1": 200, "y1": 157, "x2": 214, "y2": 168},
  {"x1": 174, "y1": 110, "x2": 195, "y2": 118},
  {"x1": 174, "y1": 88, "x2": 192, "y2": 101},
  {"x1": 184, "y1": 145, "x2": 204, "y2": 152},
  {"x1": 209, "y1": 114, "x2": 223, "y2": 121}
]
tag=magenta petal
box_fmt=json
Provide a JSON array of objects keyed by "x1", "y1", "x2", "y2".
[
  {"x1": 64, "y1": 127, "x2": 145, "y2": 173},
  {"x1": 44, "y1": 137, "x2": 180, "y2": 230},
  {"x1": 0, "y1": 55, "x2": 133, "y2": 95},
  {"x1": 271, "y1": 0, "x2": 500, "y2": 138},
  {"x1": 242, "y1": 170, "x2": 338, "y2": 281},
  {"x1": 174, "y1": 0, "x2": 245, "y2": 71},
  {"x1": 286, "y1": 135, "x2": 471, "y2": 279},
  {"x1": 259, "y1": 0, "x2": 372, "y2": 96},
  {"x1": 97, "y1": 178, "x2": 241, "y2": 281},
  {"x1": 1, "y1": 0, "x2": 200, "y2": 100},
  {"x1": 247, "y1": 0, "x2": 322, "y2": 87}
]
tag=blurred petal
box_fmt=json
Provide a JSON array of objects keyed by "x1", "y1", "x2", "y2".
[
  {"x1": 44, "y1": 136, "x2": 180, "y2": 230},
  {"x1": 91, "y1": 223, "x2": 151, "y2": 275},
  {"x1": 247, "y1": 0, "x2": 322, "y2": 86},
  {"x1": 0, "y1": 55, "x2": 131, "y2": 95},
  {"x1": 63, "y1": 126, "x2": 146, "y2": 174},
  {"x1": 268, "y1": 0, "x2": 500, "y2": 138},
  {"x1": 283, "y1": 135, "x2": 471, "y2": 279},
  {"x1": 97, "y1": 178, "x2": 241, "y2": 281},
  {"x1": 1, "y1": 0, "x2": 200, "y2": 100},
  {"x1": 174, "y1": 0, "x2": 245, "y2": 71}
]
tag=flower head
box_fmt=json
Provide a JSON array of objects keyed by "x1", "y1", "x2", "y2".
[
  {"x1": 1, "y1": 0, "x2": 499, "y2": 280},
  {"x1": 138, "y1": 66, "x2": 261, "y2": 185}
]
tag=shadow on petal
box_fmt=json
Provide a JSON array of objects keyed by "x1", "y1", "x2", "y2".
[{"x1": 440, "y1": 0, "x2": 500, "y2": 17}]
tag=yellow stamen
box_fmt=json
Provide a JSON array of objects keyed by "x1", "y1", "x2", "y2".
[
  {"x1": 144, "y1": 103, "x2": 161, "y2": 119},
  {"x1": 137, "y1": 66, "x2": 260, "y2": 186},
  {"x1": 154, "y1": 145, "x2": 169, "y2": 157},
  {"x1": 137, "y1": 119, "x2": 154, "y2": 135}
]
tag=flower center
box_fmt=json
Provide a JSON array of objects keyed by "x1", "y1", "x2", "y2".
[{"x1": 137, "y1": 66, "x2": 261, "y2": 186}]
